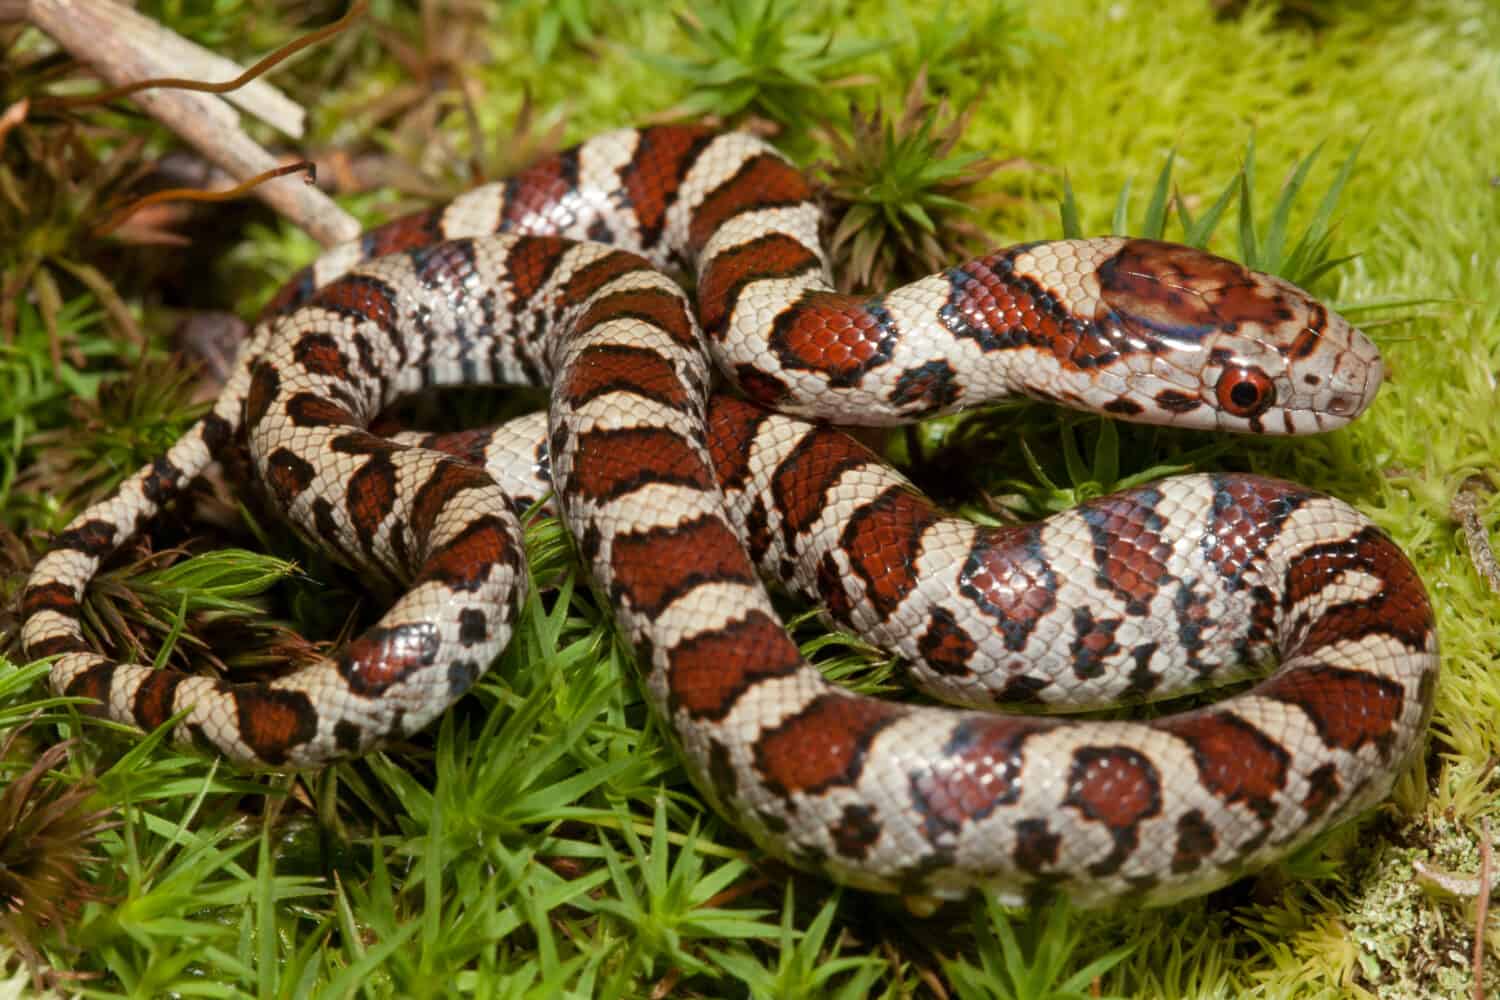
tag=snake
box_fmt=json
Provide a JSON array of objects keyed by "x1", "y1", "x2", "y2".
[{"x1": 20, "y1": 125, "x2": 1438, "y2": 906}]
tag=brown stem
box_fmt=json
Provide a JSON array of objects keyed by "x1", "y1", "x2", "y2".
[
  {"x1": 19, "y1": 0, "x2": 359, "y2": 245},
  {"x1": 1476, "y1": 817, "x2": 1492, "y2": 1000},
  {"x1": 93, "y1": 161, "x2": 317, "y2": 239},
  {"x1": 40, "y1": 1, "x2": 366, "y2": 114}
]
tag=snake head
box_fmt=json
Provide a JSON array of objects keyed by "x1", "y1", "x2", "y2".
[{"x1": 1088, "y1": 239, "x2": 1383, "y2": 434}]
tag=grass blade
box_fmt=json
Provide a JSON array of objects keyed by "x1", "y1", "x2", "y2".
[{"x1": 1143, "y1": 150, "x2": 1176, "y2": 239}]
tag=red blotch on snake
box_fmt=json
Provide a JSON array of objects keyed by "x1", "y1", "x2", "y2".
[
  {"x1": 609, "y1": 515, "x2": 756, "y2": 618},
  {"x1": 667, "y1": 610, "x2": 803, "y2": 720},
  {"x1": 756, "y1": 693, "x2": 904, "y2": 798}
]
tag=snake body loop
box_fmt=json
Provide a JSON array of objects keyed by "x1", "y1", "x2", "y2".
[{"x1": 21, "y1": 126, "x2": 1437, "y2": 905}]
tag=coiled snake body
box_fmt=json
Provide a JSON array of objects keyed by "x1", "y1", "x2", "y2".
[{"x1": 22, "y1": 126, "x2": 1438, "y2": 906}]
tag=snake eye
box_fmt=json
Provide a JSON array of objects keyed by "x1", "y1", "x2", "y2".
[{"x1": 1216, "y1": 366, "x2": 1276, "y2": 418}]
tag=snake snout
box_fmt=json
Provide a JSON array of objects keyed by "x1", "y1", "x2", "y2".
[
  {"x1": 1309, "y1": 318, "x2": 1384, "y2": 428},
  {"x1": 1327, "y1": 352, "x2": 1382, "y2": 418}
]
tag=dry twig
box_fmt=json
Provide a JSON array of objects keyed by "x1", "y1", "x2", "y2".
[
  {"x1": 1452, "y1": 479, "x2": 1500, "y2": 595},
  {"x1": 0, "y1": 97, "x2": 28, "y2": 147},
  {"x1": 0, "y1": 0, "x2": 360, "y2": 245}
]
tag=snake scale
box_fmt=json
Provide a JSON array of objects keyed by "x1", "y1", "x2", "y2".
[{"x1": 21, "y1": 125, "x2": 1438, "y2": 906}]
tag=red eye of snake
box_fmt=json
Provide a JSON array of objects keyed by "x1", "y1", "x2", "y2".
[{"x1": 1216, "y1": 366, "x2": 1276, "y2": 418}]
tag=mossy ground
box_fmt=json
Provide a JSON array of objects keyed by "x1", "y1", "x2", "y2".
[{"x1": 1, "y1": 0, "x2": 1497, "y2": 996}]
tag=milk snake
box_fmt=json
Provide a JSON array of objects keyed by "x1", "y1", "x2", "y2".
[{"x1": 21, "y1": 125, "x2": 1438, "y2": 906}]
